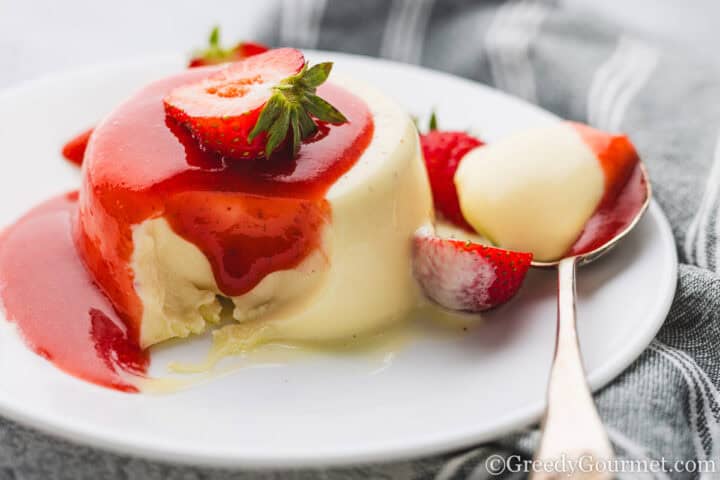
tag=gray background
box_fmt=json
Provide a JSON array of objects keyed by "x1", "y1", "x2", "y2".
[{"x1": 0, "y1": 0, "x2": 717, "y2": 90}]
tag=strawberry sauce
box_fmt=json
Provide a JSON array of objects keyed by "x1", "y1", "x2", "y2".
[
  {"x1": 570, "y1": 124, "x2": 648, "y2": 256},
  {"x1": 569, "y1": 163, "x2": 647, "y2": 256},
  {"x1": 77, "y1": 67, "x2": 373, "y2": 343},
  {"x1": 0, "y1": 193, "x2": 148, "y2": 392},
  {"x1": 0, "y1": 67, "x2": 372, "y2": 392}
]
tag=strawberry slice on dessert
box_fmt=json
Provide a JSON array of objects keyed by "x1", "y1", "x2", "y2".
[
  {"x1": 420, "y1": 115, "x2": 484, "y2": 230},
  {"x1": 165, "y1": 48, "x2": 348, "y2": 160},
  {"x1": 188, "y1": 26, "x2": 269, "y2": 68},
  {"x1": 413, "y1": 228, "x2": 532, "y2": 312}
]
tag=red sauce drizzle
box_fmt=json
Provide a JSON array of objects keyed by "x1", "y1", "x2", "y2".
[
  {"x1": 76, "y1": 67, "x2": 373, "y2": 342},
  {"x1": 569, "y1": 123, "x2": 648, "y2": 256},
  {"x1": 164, "y1": 193, "x2": 330, "y2": 295},
  {"x1": 1, "y1": 67, "x2": 372, "y2": 392},
  {"x1": 0, "y1": 193, "x2": 148, "y2": 392},
  {"x1": 61, "y1": 128, "x2": 93, "y2": 166}
]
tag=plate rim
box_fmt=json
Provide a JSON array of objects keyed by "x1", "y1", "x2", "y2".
[{"x1": 0, "y1": 53, "x2": 678, "y2": 468}]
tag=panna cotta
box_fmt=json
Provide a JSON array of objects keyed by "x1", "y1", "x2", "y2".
[
  {"x1": 77, "y1": 65, "x2": 433, "y2": 352},
  {"x1": 0, "y1": 42, "x2": 645, "y2": 393},
  {"x1": 455, "y1": 122, "x2": 640, "y2": 261}
]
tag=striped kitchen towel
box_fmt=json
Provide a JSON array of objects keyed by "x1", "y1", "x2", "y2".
[{"x1": 2, "y1": 1, "x2": 720, "y2": 479}]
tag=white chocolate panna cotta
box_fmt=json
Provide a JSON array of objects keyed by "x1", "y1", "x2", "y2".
[
  {"x1": 77, "y1": 65, "x2": 434, "y2": 356},
  {"x1": 136, "y1": 77, "x2": 434, "y2": 352},
  {"x1": 454, "y1": 122, "x2": 607, "y2": 262}
]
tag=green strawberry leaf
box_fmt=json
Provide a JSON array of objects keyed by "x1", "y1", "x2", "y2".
[
  {"x1": 249, "y1": 94, "x2": 284, "y2": 142},
  {"x1": 249, "y1": 60, "x2": 348, "y2": 158},
  {"x1": 303, "y1": 94, "x2": 348, "y2": 124},
  {"x1": 297, "y1": 107, "x2": 318, "y2": 139},
  {"x1": 192, "y1": 25, "x2": 234, "y2": 64},
  {"x1": 289, "y1": 108, "x2": 302, "y2": 156},
  {"x1": 209, "y1": 26, "x2": 221, "y2": 49},
  {"x1": 429, "y1": 110, "x2": 438, "y2": 131},
  {"x1": 265, "y1": 105, "x2": 290, "y2": 158},
  {"x1": 301, "y1": 63, "x2": 333, "y2": 88}
]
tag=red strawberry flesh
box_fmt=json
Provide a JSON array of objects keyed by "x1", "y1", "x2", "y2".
[
  {"x1": 166, "y1": 48, "x2": 348, "y2": 161},
  {"x1": 420, "y1": 130, "x2": 483, "y2": 230},
  {"x1": 165, "y1": 48, "x2": 305, "y2": 160},
  {"x1": 187, "y1": 26, "x2": 269, "y2": 68},
  {"x1": 235, "y1": 42, "x2": 270, "y2": 59},
  {"x1": 413, "y1": 229, "x2": 532, "y2": 312},
  {"x1": 169, "y1": 48, "x2": 304, "y2": 118}
]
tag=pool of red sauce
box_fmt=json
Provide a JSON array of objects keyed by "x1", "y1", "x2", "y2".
[
  {"x1": 2, "y1": 67, "x2": 373, "y2": 392},
  {"x1": 0, "y1": 193, "x2": 148, "y2": 392}
]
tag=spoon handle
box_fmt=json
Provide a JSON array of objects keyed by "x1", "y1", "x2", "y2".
[{"x1": 530, "y1": 257, "x2": 614, "y2": 480}]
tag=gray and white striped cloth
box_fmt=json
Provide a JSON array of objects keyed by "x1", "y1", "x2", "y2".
[{"x1": 3, "y1": 1, "x2": 720, "y2": 479}]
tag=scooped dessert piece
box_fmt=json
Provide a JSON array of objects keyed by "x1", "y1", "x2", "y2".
[
  {"x1": 77, "y1": 49, "x2": 433, "y2": 351},
  {"x1": 454, "y1": 122, "x2": 639, "y2": 262}
]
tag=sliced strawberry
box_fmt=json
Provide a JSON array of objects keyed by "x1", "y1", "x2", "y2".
[
  {"x1": 165, "y1": 48, "x2": 347, "y2": 160},
  {"x1": 234, "y1": 42, "x2": 270, "y2": 59},
  {"x1": 188, "y1": 26, "x2": 269, "y2": 67},
  {"x1": 420, "y1": 129, "x2": 484, "y2": 230},
  {"x1": 412, "y1": 228, "x2": 532, "y2": 312},
  {"x1": 61, "y1": 128, "x2": 93, "y2": 167}
]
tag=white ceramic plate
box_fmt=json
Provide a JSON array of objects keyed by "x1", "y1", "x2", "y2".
[{"x1": 0, "y1": 52, "x2": 677, "y2": 468}]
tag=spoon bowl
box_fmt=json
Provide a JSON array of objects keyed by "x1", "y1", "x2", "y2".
[{"x1": 531, "y1": 163, "x2": 652, "y2": 269}]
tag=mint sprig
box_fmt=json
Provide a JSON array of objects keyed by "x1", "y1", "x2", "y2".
[{"x1": 248, "y1": 62, "x2": 348, "y2": 158}]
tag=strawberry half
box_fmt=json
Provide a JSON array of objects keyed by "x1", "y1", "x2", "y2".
[
  {"x1": 188, "y1": 26, "x2": 269, "y2": 67},
  {"x1": 420, "y1": 127, "x2": 483, "y2": 230},
  {"x1": 62, "y1": 128, "x2": 93, "y2": 167},
  {"x1": 165, "y1": 48, "x2": 347, "y2": 160},
  {"x1": 412, "y1": 228, "x2": 532, "y2": 312}
]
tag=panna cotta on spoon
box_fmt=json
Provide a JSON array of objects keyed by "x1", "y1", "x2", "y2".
[
  {"x1": 412, "y1": 119, "x2": 646, "y2": 312},
  {"x1": 454, "y1": 122, "x2": 641, "y2": 262}
]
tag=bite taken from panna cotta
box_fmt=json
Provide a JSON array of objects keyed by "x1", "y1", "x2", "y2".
[
  {"x1": 76, "y1": 48, "x2": 434, "y2": 354},
  {"x1": 454, "y1": 122, "x2": 641, "y2": 262}
]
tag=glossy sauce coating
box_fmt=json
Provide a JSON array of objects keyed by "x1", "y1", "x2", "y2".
[
  {"x1": 77, "y1": 66, "x2": 373, "y2": 342},
  {"x1": 0, "y1": 193, "x2": 148, "y2": 392},
  {"x1": 0, "y1": 66, "x2": 373, "y2": 393},
  {"x1": 570, "y1": 123, "x2": 647, "y2": 256}
]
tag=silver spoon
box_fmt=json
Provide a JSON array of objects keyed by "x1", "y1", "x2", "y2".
[{"x1": 529, "y1": 164, "x2": 651, "y2": 479}]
